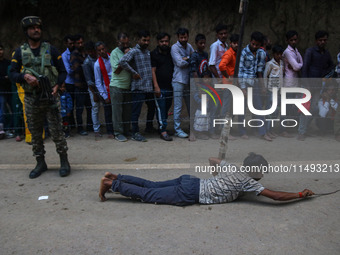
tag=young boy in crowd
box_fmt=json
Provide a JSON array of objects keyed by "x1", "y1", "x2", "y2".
[
  {"x1": 317, "y1": 82, "x2": 338, "y2": 134},
  {"x1": 59, "y1": 83, "x2": 73, "y2": 138},
  {"x1": 263, "y1": 45, "x2": 284, "y2": 138},
  {"x1": 190, "y1": 34, "x2": 212, "y2": 140},
  {"x1": 190, "y1": 34, "x2": 210, "y2": 79}
]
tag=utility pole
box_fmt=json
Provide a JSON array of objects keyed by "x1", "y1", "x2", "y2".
[{"x1": 218, "y1": 0, "x2": 249, "y2": 160}]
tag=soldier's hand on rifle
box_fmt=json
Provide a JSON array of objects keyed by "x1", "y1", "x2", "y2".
[
  {"x1": 24, "y1": 74, "x2": 39, "y2": 87},
  {"x1": 52, "y1": 85, "x2": 59, "y2": 96}
]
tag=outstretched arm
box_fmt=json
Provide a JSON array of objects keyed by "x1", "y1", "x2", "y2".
[{"x1": 260, "y1": 188, "x2": 314, "y2": 201}]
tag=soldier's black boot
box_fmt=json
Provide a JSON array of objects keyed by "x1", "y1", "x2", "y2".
[
  {"x1": 29, "y1": 156, "x2": 48, "y2": 179},
  {"x1": 59, "y1": 153, "x2": 71, "y2": 177}
]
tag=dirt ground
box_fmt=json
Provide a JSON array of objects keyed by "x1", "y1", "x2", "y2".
[{"x1": 0, "y1": 120, "x2": 339, "y2": 255}]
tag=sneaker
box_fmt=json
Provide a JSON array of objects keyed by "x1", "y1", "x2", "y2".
[
  {"x1": 132, "y1": 132, "x2": 147, "y2": 142},
  {"x1": 5, "y1": 131, "x2": 15, "y2": 139},
  {"x1": 78, "y1": 130, "x2": 88, "y2": 136},
  {"x1": 175, "y1": 130, "x2": 188, "y2": 138},
  {"x1": 15, "y1": 135, "x2": 23, "y2": 142},
  {"x1": 115, "y1": 134, "x2": 127, "y2": 142},
  {"x1": 160, "y1": 132, "x2": 173, "y2": 141},
  {"x1": 64, "y1": 133, "x2": 70, "y2": 139}
]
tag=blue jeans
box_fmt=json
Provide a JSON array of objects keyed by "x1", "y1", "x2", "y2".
[
  {"x1": 172, "y1": 82, "x2": 190, "y2": 133},
  {"x1": 111, "y1": 174, "x2": 200, "y2": 206},
  {"x1": 155, "y1": 89, "x2": 173, "y2": 133},
  {"x1": 103, "y1": 102, "x2": 113, "y2": 135},
  {"x1": 238, "y1": 82, "x2": 266, "y2": 136},
  {"x1": 65, "y1": 83, "x2": 75, "y2": 127}
]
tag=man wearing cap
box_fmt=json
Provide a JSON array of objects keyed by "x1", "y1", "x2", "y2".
[{"x1": 9, "y1": 16, "x2": 70, "y2": 179}]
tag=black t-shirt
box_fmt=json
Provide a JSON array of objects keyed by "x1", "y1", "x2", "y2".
[
  {"x1": 150, "y1": 47, "x2": 174, "y2": 90},
  {"x1": 9, "y1": 43, "x2": 66, "y2": 86},
  {"x1": 0, "y1": 58, "x2": 11, "y2": 93}
]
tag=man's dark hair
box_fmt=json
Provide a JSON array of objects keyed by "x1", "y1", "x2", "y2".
[
  {"x1": 195, "y1": 34, "x2": 206, "y2": 43},
  {"x1": 137, "y1": 30, "x2": 150, "y2": 39},
  {"x1": 117, "y1": 32, "x2": 129, "y2": 41},
  {"x1": 156, "y1": 32, "x2": 171, "y2": 41},
  {"x1": 229, "y1": 34, "x2": 239, "y2": 43},
  {"x1": 176, "y1": 28, "x2": 189, "y2": 36},
  {"x1": 272, "y1": 45, "x2": 284, "y2": 54},
  {"x1": 64, "y1": 34, "x2": 75, "y2": 42},
  {"x1": 73, "y1": 34, "x2": 84, "y2": 41},
  {"x1": 315, "y1": 30, "x2": 329, "y2": 40},
  {"x1": 0, "y1": 43, "x2": 4, "y2": 49},
  {"x1": 286, "y1": 30, "x2": 298, "y2": 40},
  {"x1": 215, "y1": 24, "x2": 228, "y2": 33},
  {"x1": 95, "y1": 41, "x2": 105, "y2": 48},
  {"x1": 243, "y1": 152, "x2": 268, "y2": 168},
  {"x1": 84, "y1": 41, "x2": 95, "y2": 51},
  {"x1": 250, "y1": 31, "x2": 264, "y2": 44}
]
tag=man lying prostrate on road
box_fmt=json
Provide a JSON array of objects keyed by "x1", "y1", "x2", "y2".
[{"x1": 99, "y1": 153, "x2": 314, "y2": 205}]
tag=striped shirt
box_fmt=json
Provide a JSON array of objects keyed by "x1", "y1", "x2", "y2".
[
  {"x1": 199, "y1": 161, "x2": 265, "y2": 204},
  {"x1": 119, "y1": 44, "x2": 153, "y2": 92}
]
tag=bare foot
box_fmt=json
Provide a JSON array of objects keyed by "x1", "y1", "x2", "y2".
[
  {"x1": 228, "y1": 135, "x2": 237, "y2": 140},
  {"x1": 241, "y1": 134, "x2": 249, "y2": 139},
  {"x1": 104, "y1": 172, "x2": 118, "y2": 180},
  {"x1": 267, "y1": 132, "x2": 276, "y2": 139},
  {"x1": 99, "y1": 177, "x2": 113, "y2": 202},
  {"x1": 262, "y1": 134, "x2": 273, "y2": 142}
]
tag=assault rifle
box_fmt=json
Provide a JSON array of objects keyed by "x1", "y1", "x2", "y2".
[{"x1": 38, "y1": 75, "x2": 56, "y2": 104}]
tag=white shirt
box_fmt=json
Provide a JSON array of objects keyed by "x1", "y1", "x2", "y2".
[
  {"x1": 209, "y1": 39, "x2": 228, "y2": 78},
  {"x1": 94, "y1": 55, "x2": 112, "y2": 100}
]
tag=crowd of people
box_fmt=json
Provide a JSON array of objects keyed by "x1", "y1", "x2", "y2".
[{"x1": 1, "y1": 18, "x2": 340, "y2": 147}]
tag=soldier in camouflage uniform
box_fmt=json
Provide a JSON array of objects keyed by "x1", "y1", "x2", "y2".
[{"x1": 9, "y1": 16, "x2": 71, "y2": 178}]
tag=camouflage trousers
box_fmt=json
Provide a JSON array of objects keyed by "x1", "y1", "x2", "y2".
[{"x1": 25, "y1": 94, "x2": 68, "y2": 157}]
